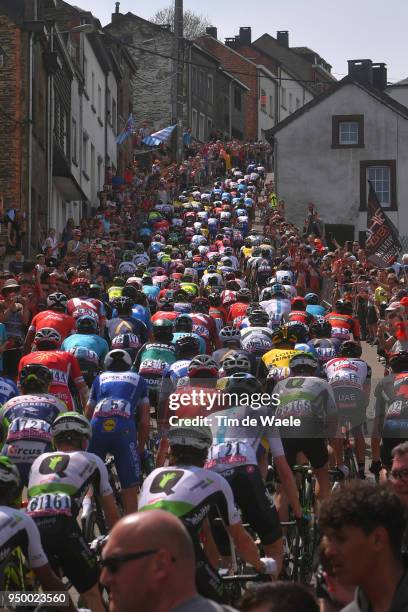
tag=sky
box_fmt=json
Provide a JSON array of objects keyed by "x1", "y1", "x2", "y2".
[{"x1": 76, "y1": 0, "x2": 407, "y2": 84}]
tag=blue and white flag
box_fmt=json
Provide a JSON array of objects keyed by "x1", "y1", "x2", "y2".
[
  {"x1": 143, "y1": 124, "x2": 176, "y2": 147},
  {"x1": 116, "y1": 114, "x2": 135, "y2": 145}
]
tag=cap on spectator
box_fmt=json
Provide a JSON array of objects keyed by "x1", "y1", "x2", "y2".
[
  {"x1": 385, "y1": 301, "x2": 402, "y2": 311},
  {"x1": 1, "y1": 279, "x2": 20, "y2": 292},
  {"x1": 402, "y1": 254, "x2": 408, "y2": 264}
]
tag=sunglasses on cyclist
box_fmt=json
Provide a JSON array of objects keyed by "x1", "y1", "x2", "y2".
[
  {"x1": 101, "y1": 549, "x2": 176, "y2": 574},
  {"x1": 390, "y1": 469, "x2": 408, "y2": 481}
]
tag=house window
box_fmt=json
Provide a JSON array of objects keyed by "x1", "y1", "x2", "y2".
[
  {"x1": 281, "y1": 87, "x2": 287, "y2": 109},
  {"x1": 192, "y1": 67, "x2": 197, "y2": 94},
  {"x1": 260, "y1": 88, "x2": 267, "y2": 113},
  {"x1": 360, "y1": 160, "x2": 396, "y2": 210},
  {"x1": 332, "y1": 115, "x2": 364, "y2": 148},
  {"x1": 112, "y1": 99, "x2": 117, "y2": 134},
  {"x1": 199, "y1": 113, "x2": 205, "y2": 141},
  {"x1": 234, "y1": 88, "x2": 242, "y2": 111},
  {"x1": 289, "y1": 92, "x2": 293, "y2": 113},
  {"x1": 71, "y1": 117, "x2": 77, "y2": 163},
  {"x1": 107, "y1": 88, "x2": 111, "y2": 125},
  {"x1": 91, "y1": 72, "x2": 95, "y2": 106},
  {"x1": 199, "y1": 71, "x2": 205, "y2": 97},
  {"x1": 296, "y1": 97, "x2": 301, "y2": 110},
  {"x1": 207, "y1": 118, "x2": 212, "y2": 138},
  {"x1": 207, "y1": 74, "x2": 213, "y2": 104},
  {"x1": 83, "y1": 55, "x2": 88, "y2": 89},
  {"x1": 192, "y1": 108, "x2": 198, "y2": 138},
  {"x1": 82, "y1": 131, "x2": 89, "y2": 177},
  {"x1": 269, "y1": 95, "x2": 273, "y2": 117},
  {"x1": 98, "y1": 85, "x2": 102, "y2": 119},
  {"x1": 97, "y1": 155, "x2": 103, "y2": 192}
]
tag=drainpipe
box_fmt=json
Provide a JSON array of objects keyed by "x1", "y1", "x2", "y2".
[
  {"x1": 27, "y1": 32, "x2": 33, "y2": 255},
  {"x1": 229, "y1": 79, "x2": 232, "y2": 139}
]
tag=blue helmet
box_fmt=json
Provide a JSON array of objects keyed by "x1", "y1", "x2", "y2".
[
  {"x1": 305, "y1": 293, "x2": 319, "y2": 305},
  {"x1": 270, "y1": 283, "x2": 286, "y2": 297},
  {"x1": 295, "y1": 343, "x2": 318, "y2": 359}
]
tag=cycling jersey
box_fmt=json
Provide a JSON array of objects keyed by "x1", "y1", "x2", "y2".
[
  {"x1": 142, "y1": 285, "x2": 160, "y2": 301},
  {"x1": 88, "y1": 370, "x2": 149, "y2": 488},
  {"x1": 1, "y1": 393, "x2": 67, "y2": 484},
  {"x1": 18, "y1": 352, "x2": 84, "y2": 410},
  {"x1": 325, "y1": 311, "x2": 361, "y2": 341},
  {"x1": 325, "y1": 358, "x2": 371, "y2": 414},
  {"x1": 28, "y1": 310, "x2": 75, "y2": 341},
  {"x1": 188, "y1": 314, "x2": 217, "y2": 353},
  {"x1": 61, "y1": 333, "x2": 109, "y2": 362},
  {"x1": 227, "y1": 302, "x2": 249, "y2": 323},
  {"x1": 288, "y1": 310, "x2": 314, "y2": 326},
  {"x1": 135, "y1": 343, "x2": 177, "y2": 395},
  {"x1": 0, "y1": 377, "x2": 19, "y2": 407},
  {"x1": 172, "y1": 332, "x2": 206, "y2": 354},
  {"x1": 240, "y1": 327, "x2": 274, "y2": 356},
  {"x1": 308, "y1": 338, "x2": 340, "y2": 364},
  {"x1": 272, "y1": 376, "x2": 337, "y2": 438},
  {"x1": 0, "y1": 506, "x2": 48, "y2": 582},
  {"x1": 107, "y1": 317, "x2": 148, "y2": 344},
  {"x1": 168, "y1": 359, "x2": 191, "y2": 389},
  {"x1": 306, "y1": 304, "x2": 326, "y2": 318},
  {"x1": 66, "y1": 297, "x2": 106, "y2": 328},
  {"x1": 260, "y1": 299, "x2": 291, "y2": 328}
]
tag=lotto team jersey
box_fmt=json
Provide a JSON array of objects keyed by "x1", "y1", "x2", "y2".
[
  {"x1": 139, "y1": 466, "x2": 240, "y2": 532},
  {"x1": 0, "y1": 377, "x2": 19, "y2": 406},
  {"x1": 27, "y1": 451, "x2": 112, "y2": 520},
  {"x1": 28, "y1": 311, "x2": 75, "y2": 341},
  {"x1": 61, "y1": 333, "x2": 109, "y2": 361},
  {"x1": 0, "y1": 507, "x2": 48, "y2": 572},
  {"x1": 18, "y1": 352, "x2": 84, "y2": 410},
  {"x1": 262, "y1": 348, "x2": 301, "y2": 370},
  {"x1": 206, "y1": 404, "x2": 284, "y2": 473},
  {"x1": 88, "y1": 371, "x2": 148, "y2": 420},
  {"x1": 325, "y1": 358, "x2": 369, "y2": 391}
]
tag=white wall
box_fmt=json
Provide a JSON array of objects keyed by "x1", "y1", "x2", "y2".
[
  {"x1": 279, "y1": 67, "x2": 313, "y2": 121},
  {"x1": 274, "y1": 83, "x2": 408, "y2": 238},
  {"x1": 106, "y1": 69, "x2": 118, "y2": 176},
  {"x1": 258, "y1": 69, "x2": 278, "y2": 141}
]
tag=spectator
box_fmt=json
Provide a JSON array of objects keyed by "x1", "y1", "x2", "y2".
[
  {"x1": 1, "y1": 278, "x2": 30, "y2": 378},
  {"x1": 100, "y1": 510, "x2": 237, "y2": 612},
  {"x1": 42, "y1": 228, "x2": 60, "y2": 258},
  {"x1": 61, "y1": 218, "x2": 75, "y2": 253},
  {"x1": 8, "y1": 250, "x2": 24, "y2": 276},
  {"x1": 0, "y1": 302, "x2": 8, "y2": 374},
  {"x1": 239, "y1": 583, "x2": 319, "y2": 612},
  {"x1": 320, "y1": 481, "x2": 408, "y2": 612}
]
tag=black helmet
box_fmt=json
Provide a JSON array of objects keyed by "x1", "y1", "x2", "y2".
[
  {"x1": 248, "y1": 309, "x2": 269, "y2": 327},
  {"x1": 339, "y1": 340, "x2": 362, "y2": 358},
  {"x1": 237, "y1": 288, "x2": 251, "y2": 302},
  {"x1": 113, "y1": 296, "x2": 133, "y2": 315},
  {"x1": 284, "y1": 322, "x2": 309, "y2": 343},
  {"x1": 175, "y1": 335, "x2": 200, "y2": 358},
  {"x1": 389, "y1": 351, "x2": 408, "y2": 373},
  {"x1": 310, "y1": 319, "x2": 332, "y2": 338},
  {"x1": 152, "y1": 318, "x2": 173, "y2": 340},
  {"x1": 76, "y1": 315, "x2": 99, "y2": 334},
  {"x1": 20, "y1": 364, "x2": 53, "y2": 391},
  {"x1": 174, "y1": 315, "x2": 193, "y2": 333},
  {"x1": 224, "y1": 372, "x2": 262, "y2": 395},
  {"x1": 335, "y1": 299, "x2": 353, "y2": 315}
]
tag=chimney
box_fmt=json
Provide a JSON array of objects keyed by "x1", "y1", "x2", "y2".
[
  {"x1": 225, "y1": 37, "x2": 239, "y2": 50},
  {"x1": 239, "y1": 27, "x2": 251, "y2": 45},
  {"x1": 347, "y1": 59, "x2": 373, "y2": 86},
  {"x1": 277, "y1": 31, "x2": 289, "y2": 47},
  {"x1": 372, "y1": 62, "x2": 387, "y2": 90},
  {"x1": 115, "y1": 2, "x2": 120, "y2": 13},
  {"x1": 206, "y1": 26, "x2": 217, "y2": 39}
]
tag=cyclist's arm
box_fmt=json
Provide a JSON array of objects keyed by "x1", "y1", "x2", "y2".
[
  {"x1": 23, "y1": 325, "x2": 36, "y2": 355},
  {"x1": 227, "y1": 523, "x2": 264, "y2": 573},
  {"x1": 33, "y1": 565, "x2": 76, "y2": 611},
  {"x1": 201, "y1": 518, "x2": 221, "y2": 568},
  {"x1": 137, "y1": 398, "x2": 150, "y2": 454},
  {"x1": 273, "y1": 455, "x2": 302, "y2": 519}
]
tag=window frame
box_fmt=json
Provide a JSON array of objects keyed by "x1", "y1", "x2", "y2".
[
  {"x1": 207, "y1": 74, "x2": 214, "y2": 104},
  {"x1": 332, "y1": 114, "x2": 364, "y2": 148},
  {"x1": 359, "y1": 160, "x2": 397, "y2": 211},
  {"x1": 281, "y1": 87, "x2": 287, "y2": 110},
  {"x1": 192, "y1": 108, "x2": 198, "y2": 138},
  {"x1": 234, "y1": 87, "x2": 242, "y2": 111},
  {"x1": 260, "y1": 88, "x2": 267, "y2": 114},
  {"x1": 71, "y1": 117, "x2": 77, "y2": 164}
]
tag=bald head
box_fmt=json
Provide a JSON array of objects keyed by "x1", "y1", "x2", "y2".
[{"x1": 108, "y1": 510, "x2": 196, "y2": 574}]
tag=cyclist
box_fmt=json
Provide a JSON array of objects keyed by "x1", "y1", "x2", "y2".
[
  {"x1": 168, "y1": 336, "x2": 201, "y2": 390},
  {"x1": 305, "y1": 292, "x2": 326, "y2": 318},
  {"x1": 0, "y1": 375, "x2": 19, "y2": 407},
  {"x1": 0, "y1": 457, "x2": 74, "y2": 606},
  {"x1": 212, "y1": 325, "x2": 242, "y2": 365},
  {"x1": 207, "y1": 373, "x2": 302, "y2": 573},
  {"x1": 67, "y1": 277, "x2": 106, "y2": 334},
  {"x1": 86, "y1": 349, "x2": 150, "y2": 515},
  {"x1": 288, "y1": 297, "x2": 315, "y2": 327},
  {"x1": 67, "y1": 347, "x2": 100, "y2": 388},
  {"x1": 61, "y1": 314, "x2": 109, "y2": 363},
  {"x1": 260, "y1": 283, "x2": 291, "y2": 329},
  {"x1": 325, "y1": 340, "x2": 371, "y2": 479},
  {"x1": 1, "y1": 364, "x2": 67, "y2": 485},
  {"x1": 19, "y1": 329, "x2": 88, "y2": 411},
  {"x1": 139, "y1": 425, "x2": 277, "y2": 602},
  {"x1": 325, "y1": 299, "x2": 361, "y2": 343},
  {"x1": 240, "y1": 308, "x2": 274, "y2": 359},
  {"x1": 23, "y1": 292, "x2": 74, "y2": 354},
  {"x1": 27, "y1": 412, "x2": 118, "y2": 612},
  {"x1": 107, "y1": 296, "x2": 148, "y2": 344},
  {"x1": 308, "y1": 319, "x2": 340, "y2": 365},
  {"x1": 273, "y1": 352, "x2": 338, "y2": 500},
  {"x1": 172, "y1": 315, "x2": 206, "y2": 354}
]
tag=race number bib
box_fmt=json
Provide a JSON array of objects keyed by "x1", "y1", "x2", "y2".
[
  {"x1": 27, "y1": 493, "x2": 72, "y2": 517},
  {"x1": 331, "y1": 327, "x2": 351, "y2": 340},
  {"x1": 207, "y1": 441, "x2": 255, "y2": 469},
  {"x1": 94, "y1": 398, "x2": 131, "y2": 418},
  {"x1": 7, "y1": 418, "x2": 51, "y2": 442}
]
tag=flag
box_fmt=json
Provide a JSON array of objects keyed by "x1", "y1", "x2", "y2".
[
  {"x1": 142, "y1": 124, "x2": 177, "y2": 147},
  {"x1": 365, "y1": 180, "x2": 401, "y2": 267},
  {"x1": 116, "y1": 114, "x2": 135, "y2": 145}
]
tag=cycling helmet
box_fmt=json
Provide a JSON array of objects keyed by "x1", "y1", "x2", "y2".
[
  {"x1": 284, "y1": 322, "x2": 309, "y2": 342},
  {"x1": 33, "y1": 327, "x2": 62, "y2": 349},
  {"x1": 208, "y1": 292, "x2": 222, "y2": 307},
  {"x1": 271, "y1": 326, "x2": 298, "y2": 346},
  {"x1": 188, "y1": 355, "x2": 218, "y2": 378},
  {"x1": 289, "y1": 351, "x2": 318, "y2": 371},
  {"x1": 295, "y1": 343, "x2": 318, "y2": 358},
  {"x1": 51, "y1": 411, "x2": 91, "y2": 439},
  {"x1": 237, "y1": 288, "x2": 251, "y2": 301},
  {"x1": 270, "y1": 283, "x2": 286, "y2": 298},
  {"x1": 168, "y1": 425, "x2": 213, "y2": 450},
  {"x1": 104, "y1": 349, "x2": 132, "y2": 372},
  {"x1": 335, "y1": 299, "x2": 353, "y2": 315},
  {"x1": 224, "y1": 372, "x2": 262, "y2": 395},
  {"x1": 174, "y1": 315, "x2": 193, "y2": 333},
  {"x1": 291, "y1": 297, "x2": 307, "y2": 310},
  {"x1": 389, "y1": 351, "x2": 408, "y2": 372},
  {"x1": 305, "y1": 293, "x2": 319, "y2": 305},
  {"x1": 47, "y1": 292, "x2": 68, "y2": 311},
  {"x1": 260, "y1": 288, "x2": 272, "y2": 301},
  {"x1": 113, "y1": 296, "x2": 133, "y2": 314},
  {"x1": 111, "y1": 333, "x2": 141, "y2": 361},
  {"x1": 122, "y1": 285, "x2": 138, "y2": 301},
  {"x1": 191, "y1": 297, "x2": 210, "y2": 313},
  {"x1": 0, "y1": 457, "x2": 22, "y2": 504},
  {"x1": 68, "y1": 346, "x2": 99, "y2": 369},
  {"x1": 20, "y1": 364, "x2": 53, "y2": 390},
  {"x1": 207, "y1": 265, "x2": 217, "y2": 274},
  {"x1": 152, "y1": 319, "x2": 174, "y2": 331},
  {"x1": 221, "y1": 352, "x2": 252, "y2": 375},
  {"x1": 248, "y1": 309, "x2": 269, "y2": 327},
  {"x1": 310, "y1": 319, "x2": 332, "y2": 338},
  {"x1": 219, "y1": 325, "x2": 241, "y2": 346},
  {"x1": 175, "y1": 335, "x2": 200, "y2": 357},
  {"x1": 339, "y1": 340, "x2": 362, "y2": 358},
  {"x1": 76, "y1": 315, "x2": 99, "y2": 334}
]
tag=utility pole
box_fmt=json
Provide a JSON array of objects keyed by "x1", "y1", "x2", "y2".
[{"x1": 174, "y1": 0, "x2": 184, "y2": 162}]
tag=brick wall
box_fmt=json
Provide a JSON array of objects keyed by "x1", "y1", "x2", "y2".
[
  {"x1": 0, "y1": 14, "x2": 28, "y2": 213},
  {"x1": 196, "y1": 36, "x2": 258, "y2": 141}
]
